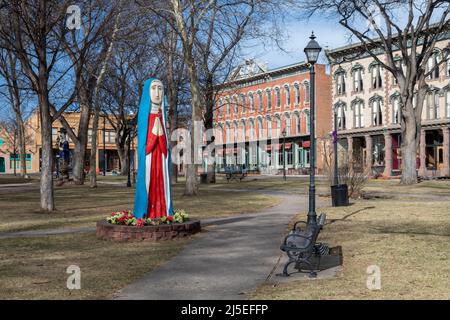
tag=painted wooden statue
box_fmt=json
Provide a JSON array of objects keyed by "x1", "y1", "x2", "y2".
[{"x1": 134, "y1": 78, "x2": 173, "y2": 219}]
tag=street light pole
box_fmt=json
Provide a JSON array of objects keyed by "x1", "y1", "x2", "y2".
[
  {"x1": 103, "y1": 116, "x2": 106, "y2": 176},
  {"x1": 282, "y1": 128, "x2": 286, "y2": 181},
  {"x1": 127, "y1": 125, "x2": 132, "y2": 188},
  {"x1": 304, "y1": 32, "x2": 322, "y2": 228},
  {"x1": 333, "y1": 111, "x2": 339, "y2": 186}
]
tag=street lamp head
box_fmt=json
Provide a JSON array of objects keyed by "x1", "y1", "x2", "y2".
[{"x1": 304, "y1": 32, "x2": 322, "y2": 65}]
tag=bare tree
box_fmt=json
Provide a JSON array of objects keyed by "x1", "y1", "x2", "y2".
[
  {"x1": 0, "y1": 0, "x2": 76, "y2": 211},
  {"x1": 301, "y1": 0, "x2": 450, "y2": 184},
  {"x1": 0, "y1": 47, "x2": 30, "y2": 178}
]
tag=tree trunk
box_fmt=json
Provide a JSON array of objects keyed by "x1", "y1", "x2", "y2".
[
  {"x1": 71, "y1": 98, "x2": 91, "y2": 184},
  {"x1": 400, "y1": 122, "x2": 418, "y2": 185},
  {"x1": 38, "y1": 94, "x2": 55, "y2": 211},
  {"x1": 16, "y1": 115, "x2": 28, "y2": 178},
  {"x1": 117, "y1": 144, "x2": 129, "y2": 176},
  {"x1": 89, "y1": 105, "x2": 100, "y2": 188}
]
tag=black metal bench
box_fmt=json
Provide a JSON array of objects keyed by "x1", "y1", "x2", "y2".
[
  {"x1": 280, "y1": 213, "x2": 327, "y2": 278},
  {"x1": 225, "y1": 166, "x2": 247, "y2": 182}
]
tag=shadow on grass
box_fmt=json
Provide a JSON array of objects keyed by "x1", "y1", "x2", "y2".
[{"x1": 326, "y1": 206, "x2": 376, "y2": 226}]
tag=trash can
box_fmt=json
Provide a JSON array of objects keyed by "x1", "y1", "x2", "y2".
[
  {"x1": 331, "y1": 184, "x2": 349, "y2": 207},
  {"x1": 200, "y1": 173, "x2": 208, "y2": 184}
]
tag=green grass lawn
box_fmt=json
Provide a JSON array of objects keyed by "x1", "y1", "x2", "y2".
[{"x1": 251, "y1": 195, "x2": 450, "y2": 299}]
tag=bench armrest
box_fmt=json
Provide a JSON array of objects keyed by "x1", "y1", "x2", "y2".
[
  {"x1": 281, "y1": 232, "x2": 313, "y2": 250},
  {"x1": 293, "y1": 221, "x2": 307, "y2": 230}
]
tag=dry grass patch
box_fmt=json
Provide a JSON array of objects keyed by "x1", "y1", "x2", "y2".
[
  {"x1": 251, "y1": 198, "x2": 450, "y2": 300},
  {"x1": 0, "y1": 232, "x2": 190, "y2": 299},
  {"x1": 0, "y1": 182, "x2": 278, "y2": 233}
]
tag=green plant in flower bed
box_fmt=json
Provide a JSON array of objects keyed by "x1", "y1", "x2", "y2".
[{"x1": 106, "y1": 209, "x2": 189, "y2": 227}]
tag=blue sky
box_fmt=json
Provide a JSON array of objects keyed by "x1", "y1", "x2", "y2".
[{"x1": 243, "y1": 16, "x2": 351, "y2": 70}]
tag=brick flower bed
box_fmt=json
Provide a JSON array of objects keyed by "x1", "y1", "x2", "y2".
[{"x1": 96, "y1": 220, "x2": 201, "y2": 241}]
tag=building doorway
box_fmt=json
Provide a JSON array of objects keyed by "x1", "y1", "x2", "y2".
[
  {"x1": 425, "y1": 130, "x2": 443, "y2": 170},
  {"x1": 0, "y1": 157, "x2": 5, "y2": 173}
]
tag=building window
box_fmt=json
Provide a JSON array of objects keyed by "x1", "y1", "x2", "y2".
[
  {"x1": 234, "y1": 122, "x2": 239, "y2": 142},
  {"x1": 446, "y1": 90, "x2": 450, "y2": 118},
  {"x1": 10, "y1": 154, "x2": 32, "y2": 170},
  {"x1": 275, "y1": 87, "x2": 281, "y2": 108},
  {"x1": 226, "y1": 97, "x2": 231, "y2": 116},
  {"x1": 284, "y1": 85, "x2": 291, "y2": 106},
  {"x1": 336, "y1": 105, "x2": 346, "y2": 130},
  {"x1": 304, "y1": 110, "x2": 310, "y2": 133},
  {"x1": 88, "y1": 129, "x2": 93, "y2": 143},
  {"x1": 371, "y1": 63, "x2": 383, "y2": 89},
  {"x1": 353, "y1": 100, "x2": 364, "y2": 128},
  {"x1": 392, "y1": 97, "x2": 401, "y2": 124},
  {"x1": 266, "y1": 89, "x2": 272, "y2": 110},
  {"x1": 258, "y1": 118, "x2": 263, "y2": 140},
  {"x1": 276, "y1": 117, "x2": 281, "y2": 137},
  {"x1": 249, "y1": 93, "x2": 254, "y2": 112},
  {"x1": 285, "y1": 114, "x2": 291, "y2": 136},
  {"x1": 258, "y1": 91, "x2": 263, "y2": 112},
  {"x1": 286, "y1": 148, "x2": 293, "y2": 165},
  {"x1": 104, "y1": 130, "x2": 116, "y2": 144},
  {"x1": 216, "y1": 126, "x2": 223, "y2": 144},
  {"x1": 226, "y1": 123, "x2": 231, "y2": 143},
  {"x1": 249, "y1": 120, "x2": 255, "y2": 140},
  {"x1": 427, "y1": 90, "x2": 440, "y2": 120},
  {"x1": 267, "y1": 119, "x2": 272, "y2": 139},
  {"x1": 304, "y1": 82, "x2": 310, "y2": 103},
  {"x1": 353, "y1": 68, "x2": 363, "y2": 92},
  {"x1": 218, "y1": 99, "x2": 223, "y2": 117},
  {"x1": 446, "y1": 52, "x2": 450, "y2": 77},
  {"x1": 295, "y1": 113, "x2": 301, "y2": 134},
  {"x1": 240, "y1": 94, "x2": 246, "y2": 113},
  {"x1": 241, "y1": 121, "x2": 246, "y2": 142},
  {"x1": 427, "y1": 51, "x2": 441, "y2": 80},
  {"x1": 335, "y1": 71, "x2": 346, "y2": 95},
  {"x1": 292, "y1": 84, "x2": 299, "y2": 105},
  {"x1": 233, "y1": 96, "x2": 238, "y2": 114},
  {"x1": 371, "y1": 98, "x2": 383, "y2": 126},
  {"x1": 392, "y1": 58, "x2": 404, "y2": 85}
]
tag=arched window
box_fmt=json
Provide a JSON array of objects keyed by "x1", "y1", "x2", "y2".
[
  {"x1": 249, "y1": 119, "x2": 255, "y2": 140},
  {"x1": 258, "y1": 117, "x2": 263, "y2": 140},
  {"x1": 304, "y1": 82, "x2": 310, "y2": 103},
  {"x1": 294, "y1": 83, "x2": 301, "y2": 105},
  {"x1": 285, "y1": 114, "x2": 291, "y2": 136},
  {"x1": 218, "y1": 98, "x2": 223, "y2": 117},
  {"x1": 391, "y1": 95, "x2": 401, "y2": 124},
  {"x1": 370, "y1": 63, "x2": 383, "y2": 89},
  {"x1": 276, "y1": 116, "x2": 282, "y2": 138},
  {"x1": 352, "y1": 99, "x2": 364, "y2": 128},
  {"x1": 267, "y1": 117, "x2": 272, "y2": 139},
  {"x1": 233, "y1": 121, "x2": 239, "y2": 142},
  {"x1": 258, "y1": 91, "x2": 263, "y2": 112},
  {"x1": 239, "y1": 120, "x2": 246, "y2": 142},
  {"x1": 352, "y1": 65, "x2": 364, "y2": 92},
  {"x1": 240, "y1": 94, "x2": 246, "y2": 113},
  {"x1": 370, "y1": 97, "x2": 383, "y2": 126},
  {"x1": 275, "y1": 87, "x2": 281, "y2": 108},
  {"x1": 233, "y1": 96, "x2": 238, "y2": 114},
  {"x1": 225, "y1": 97, "x2": 231, "y2": 116},
  {"x1": 266, "y1": 89, "x2": 272, "y2": 110},
  {"x1": 304, "y1": 110, "x2": 310, "y2": 133},
  {"x1": 427, "y1": 89, "x2": 440, "y2": 120},
  {"x1": 226, "y1": 122, "x2": 231, "y2": 143},
  {"x1": 284, "y1": 85, "x2": 291, "y2": 106},
  {"x1": 249, "y1": 93, "x2": 254, "y2": 112},
  {"x1": 446, "y1": 50, "x2": 450, "y2": 77},
  {"x1": 335, "y1": 103, "x2": 346, "y2": 130},
  {"x1": 427, "y1": 50, "x2": 441, "y2": 80},
  {"x1": 446, "y1": 87, "x2": 450, "y2": 118},
  {"x1": 294, "y1": 113, "x2": 301, "y2": 134},
  {"x1": 334, "y1": 69, "x2": 346, "y2": 95},
  {"x1": 216, "y1": 125, "x2": 223, "y2": 144}
]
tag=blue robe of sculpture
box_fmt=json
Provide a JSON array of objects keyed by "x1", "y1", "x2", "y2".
[{"x1": 133, "y1": 78, "x2": 174, "y2": 219}]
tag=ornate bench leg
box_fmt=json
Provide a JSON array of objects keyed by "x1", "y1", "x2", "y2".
[{"x1": 282, "y1": 260, "x2": 295, "y2": 277}]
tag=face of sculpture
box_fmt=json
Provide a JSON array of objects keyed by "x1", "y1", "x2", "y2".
[{"x1": 150, "y1": 80, "x2": 163, "y2": 105}]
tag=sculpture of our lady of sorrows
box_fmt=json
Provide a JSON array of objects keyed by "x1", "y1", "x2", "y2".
[{"x1": 133, "y1": 78, "x2": 174, "y2": 219}]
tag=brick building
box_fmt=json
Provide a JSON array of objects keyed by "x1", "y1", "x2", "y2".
[
  {"x1": 212, "y1": 60, "x2": 332, "y2": 174},
  {"x1": 0, "y1": 110, "x2": 136, "y2": 175},
  {"x1": 326, "y1": 33, "x2": 450, "y2": 178}
]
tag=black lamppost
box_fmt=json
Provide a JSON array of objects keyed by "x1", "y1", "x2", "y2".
[
  {"x1": 304, "y1": 32, "x2": 322, "y2": 227},
  {"x1": 103, "y1": 115, "x2": 106, "y2": 176},
  {"x1": 282, "y1": 128, "x2": 286, "y2": 181},
  {"x1": 333, "y1": 110, "x2": 339, "y2": 186}
]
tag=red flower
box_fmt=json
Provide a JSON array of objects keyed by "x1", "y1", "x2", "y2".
[{"x1": 167, "y1": 216, "x2": 174, "y2": 221}]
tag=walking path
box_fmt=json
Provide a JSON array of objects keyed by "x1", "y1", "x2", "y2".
[{"x1": 113, "y1": 192, "x2": 326, "y2": 300}]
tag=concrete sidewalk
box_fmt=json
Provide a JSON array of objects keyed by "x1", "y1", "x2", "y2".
[{"x1": 113, "y1": 193, "x2": 319, "y2": 300}]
